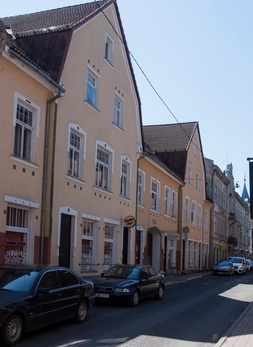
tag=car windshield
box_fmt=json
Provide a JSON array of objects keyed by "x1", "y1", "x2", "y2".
[
  {"x1": 104, "y1": 266, "x2": 141, "y2": 280},
  {"x1": 218, "y1": 261, "x2": 230, "y2": 266},
  {"x1": 229, "y1": 257, "x2": 242, "y2": 263},
  {"x1": 0, "y1": 268, "x2": 40, "y2": 292}
]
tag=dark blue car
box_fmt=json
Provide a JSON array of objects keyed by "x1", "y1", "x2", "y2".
[
  {"x1": 93, "y1": 264, "x2": 165, "y2": 307},
  {"x1": 0, "y1": 264, "x2": 95, "y2": 346}
]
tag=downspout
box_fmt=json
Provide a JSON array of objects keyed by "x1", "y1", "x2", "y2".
[{"x1": 40, "y1": 91, "x2": 64, "y2": 264}]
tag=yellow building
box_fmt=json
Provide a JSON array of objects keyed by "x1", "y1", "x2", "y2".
[
  {"x1": 143, "y1": 122, "x2": 212, "y2": 272},
  {"x1": 0, "y1": 22, "x2": 65, "y2": 264},
  {"x1": 0, "y1": 1, "x2": 143, "y2": 276}
]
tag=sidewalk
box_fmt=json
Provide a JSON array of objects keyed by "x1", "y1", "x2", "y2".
[{"x1": 165, "y1": 271, "x2": 253, "y2": 347}]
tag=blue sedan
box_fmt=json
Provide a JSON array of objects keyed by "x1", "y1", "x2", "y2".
[{"x1": 93, "y1": 264, "x2": 165, "y2": 307}]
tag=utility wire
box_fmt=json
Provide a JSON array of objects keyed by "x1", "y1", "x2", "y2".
[{"x1": 94, "y1": 0, "x2": 202, "y2": 154}]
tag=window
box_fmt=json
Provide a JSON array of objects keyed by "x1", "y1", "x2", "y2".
[
  {"x1": 204, "y1": 211, "x2": 208, "y2": 231},
  {"x1": 6, "y1": 206, "x2": 29, "y2": 232},
  {"x1": 188, "y1": 166, "x2": 193, "y2": 185},
  {"x1": 120, "y1": 159, "x2": 130, "y2": 198},
  {"x1": 13, "y1": 95, "x2": 39, "y2": 163},
  {"x1": 105, "y1": 33, "x2": 114, "y2": 64},
  {"x1": 172, "y1": 191, "x2": 177, "y2": 218},
  {"x1": 137, "y1": 171, "x2": 145, "y2": 205},
  {"x1": 114, "y1": 98, "x2": 122, "y2": 128},
  {"x1": 196, "y1": 172, "x2": 200, "y2": 191},
  {"x1": 198, "y1": 205, "x2": 202, "y2": 227},
  {"x1": 151, "y1": 179, "x2": 159, "y2": 211},
  {"x1": 191, "y1": 201, "x2": 197, "y2": 225},
  {"x1": 86, "y1": 72, "x2": 97, "y2": 108},
  {"x1": 81, "y1": 220, "x2": 95, "y2": 272},
  {"x1": 164, "y1": 187, "x2": 171, "y2": 216},
  {"x1": 185, "y1": 197, "x2": 190, "y2": 222},
  {"x1": 104, "y1": 224, "x2": 115, "y2": 270},
  {"x1": 68, "y1": 132, "x2": 80, "y2": 177},
  {"x1": 67, "y1": 124, "x2": 86, "y2": 180},
  {"x1": 95, "y1": 143, "x2": 113, "y2": 191}
]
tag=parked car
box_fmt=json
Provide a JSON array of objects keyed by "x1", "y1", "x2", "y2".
[
  {"x1": 228, "y1": 256, "x2": 247, "y2": 275},
  {"x1": 250, "y1": 260, "x2": 253, "y2": 270},
  {"x1": 93, "y1": 264, "x2": 165, "y2": 307},
  {"x1": 0, "y1": 264, "x2": 95, "y2": 346},
  {"x1": 246, "y1": 259, "x2": 251, "y2": 271},
  {"x1": 212, "y1": 260, "x2": 234, "y2": 276}
]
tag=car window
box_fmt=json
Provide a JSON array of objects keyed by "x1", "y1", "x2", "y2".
[
  {"x1": 148, "y1": 267, "x2": 157, "y2": 277},
  {"x1": 58, "y1": 270, "x2": 79, "y2": 287},
  {"x1": 0, "y1": 269, "x2": 39, "y2": 292},
  {"x1": 38, "y1": 271, "x2": 58, "y2": 291},
  {"x1": 141, "y1": 268, "x2": 150, "y2": 278}
]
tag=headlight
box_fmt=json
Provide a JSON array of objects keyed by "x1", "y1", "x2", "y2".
[{"x1": 114, "y1": 288, "x2": 130, "y2": 293}]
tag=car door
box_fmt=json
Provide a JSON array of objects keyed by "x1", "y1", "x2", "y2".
[
  {"x1": 31, "y1": 270, "x2": 61, "y2": 329},
  {"x1": 147, "y1": 266, "x2": 161, "y2": 292},
  {"x1": 139, "y1": 267, "x2": 155, "y2": 297},
  {"x1": 56, "y1": 269, "x2": 81, "y2": 320}
]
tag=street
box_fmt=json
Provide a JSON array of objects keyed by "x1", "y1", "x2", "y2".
[{"x1": 17, "y1": 272, "x2": 253, "y2": 347}]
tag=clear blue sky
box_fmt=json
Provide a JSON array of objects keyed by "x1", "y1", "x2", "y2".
[{"x1": 2, "y1": 0, "x2": 252, "y2": 194}]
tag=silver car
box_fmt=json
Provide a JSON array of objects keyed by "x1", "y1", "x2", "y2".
[{"x1": 228, "y1": 257, "x2": 246, "y2": 274}]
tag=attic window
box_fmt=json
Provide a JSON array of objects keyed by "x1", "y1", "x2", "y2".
[{"x1": 105, "y1": 33, "x2": 114, "y2": 65}]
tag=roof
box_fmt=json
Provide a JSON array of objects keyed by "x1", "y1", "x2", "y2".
[
  {"x1": 143, "y1": 122, "x2": 198, "y2": 153},
  {"x1": 1, "y1": 1, "x2": 114, "y2": 38}
]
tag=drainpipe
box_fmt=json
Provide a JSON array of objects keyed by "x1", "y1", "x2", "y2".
[{"x1": 40, "y1": 91, "x2": 64, "y2": 264}]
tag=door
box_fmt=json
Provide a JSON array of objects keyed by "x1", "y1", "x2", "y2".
[{"x1": 59, "y1": 214, "x2": 71, "y2": 268}]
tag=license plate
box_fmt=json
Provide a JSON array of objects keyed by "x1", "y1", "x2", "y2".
[{"x1": 96, "y1": 293, "x2": 109, "y2": 298}]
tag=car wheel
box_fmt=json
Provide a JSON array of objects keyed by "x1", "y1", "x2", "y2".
[
  {"x1": 130, "y1": 290, "x2": 140, "y2": 307},
  {"x1": 75, "y1": 300, "x2": 87, "y2": 323},
  {"x1": 155, "y1": 285, "x2": 164, "y2": 300},
  {"x1": 2, "y1": 314, "x2": 23, "y2": 346}
]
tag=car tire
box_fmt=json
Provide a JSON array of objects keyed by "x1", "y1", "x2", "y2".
[
  {"x1": 129, "y1": 290, "x2": 140, "y2": 307},
  {"x1": 75, "y1": 300, "x2": 87, "y2": 323},
  {"x1": 1, "y1": 314, "x2": 23, "y2": 346},
  {"x1": 155, "y1": 285, "x2": 164, "y2": 300}
]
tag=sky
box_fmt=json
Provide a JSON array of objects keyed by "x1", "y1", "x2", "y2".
[{"x1": 1, "y1": 0, "x2": 252, "y2": 194}]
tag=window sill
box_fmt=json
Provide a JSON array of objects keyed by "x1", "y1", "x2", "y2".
[
  {"x1": 66, "y1": 174, "x2": 84, "y2": 185},
  {"x1": 10, "y1": 155, "x2": 38, "y2": 169},
  {"x1": 84, "y1": 100, "x2": 100, "y2": 114}
]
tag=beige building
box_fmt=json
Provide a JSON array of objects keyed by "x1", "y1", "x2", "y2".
[
  {"x1": 0, "y1": 22, "x2": 65, "y2": 265},
  {"x1": 137, "y1": 147, "x2": 184, "y2": 273},
  {"x1": 0, "y1": 1, "x2": 143, "y2": 276},
  {"x1": 143, "y1": 122, "x2": 212, "y2": 272}
]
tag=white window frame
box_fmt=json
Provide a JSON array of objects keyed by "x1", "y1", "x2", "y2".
[
  {"x1": 150, "y1": 178, "x2": 160, "y2": 212},
  {"x1": 95, "y1": 141, "x2": 114, "y2": 191},
  {"x1": 137, "y1": 170, "x2": 145, "y2": 206},
  {"x1": 86, "y1": 66, "x2": 99, "y2": 109},
  {"x1": 13, "y1": 93, "x2": 40, "y2": 163},
  {"x1": 172, "y1": 190, "x2": 177, "y2": 218},
  {"x1": 164, "y1": 186, "x2": 171, "y2": 216},
  {"x1": 196, "y1": 171, "x2": 200, "y2": 191},
  {"x1": 67, "y1": 123, "x2": 86, "y2": 179},
  {"x1": 114, "y1": 93, "x2": 124, "y2": 129},
  {"x1": 198, "y1": 205, "x2": 202, "y2": 228},
  {"x1": 191, "y1": 201, "x2": 197, "y2": 225},
  {"x1": 185, "y1": 197, "x2": 190, "y2": 223},
  {"x1": 104, "y1": 33, "x2": 114, "y2": 65},
  {"x1": 120, "y1": 156, "x2": 131, "y2": 199},
  {"x1": 188, "y1": 165, "x2": 193, "y2": 185},
  {"x1": 204, "y1": 210, "x2": 208, "y2": 231},
  {"x1": 103, "y1": 223, "x2": 116, "y2": 270}
]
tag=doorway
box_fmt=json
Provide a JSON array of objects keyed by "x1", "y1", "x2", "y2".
[{"x1": 59, "y1": 214, "x2": 71, "y2": 268}]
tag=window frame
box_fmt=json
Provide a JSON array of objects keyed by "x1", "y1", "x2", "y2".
[
  {"x1": 67, "y1": 123, "x2": 86, "y2": 180},
  {"x1": 86, "y1": 66, "x2": 100, "y2": 110},
  {"x1": 114, "y1": 94, "x2": 124, "y2": 129},
  {"x1": 95, "y1": 141, "x2": 114, "y2": 192},
  {"x1": 104, "y1": 33, "x2": 114, "y2": 65},
  {"x1": 137, "y1": 170, "x2": 145, "y2": 206},
  {"x1": 120, "y1": 156, "x2": 131, "y2": 199},
  {"x1": 13, "y1": 93, "x2": 40, "y2": 164},
  {"x1": 164, "y1": 186, "x2": 171, "y2": 216},
  {"x1": 150, "y1": 178, "x2": 160, "y2": 212}
]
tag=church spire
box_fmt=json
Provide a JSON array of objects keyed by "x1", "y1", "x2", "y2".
[{"x1": 242, "y1": 175, "x2": 250, "y2": 202}]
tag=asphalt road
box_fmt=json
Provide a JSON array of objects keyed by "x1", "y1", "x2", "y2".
[{"x1": 17, "y1": 272, "x2": 253, "y2": 347}]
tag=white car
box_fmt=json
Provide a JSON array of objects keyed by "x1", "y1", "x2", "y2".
[{"x1": 228, "y1": 257, "x2": 246, "y2": 274}]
